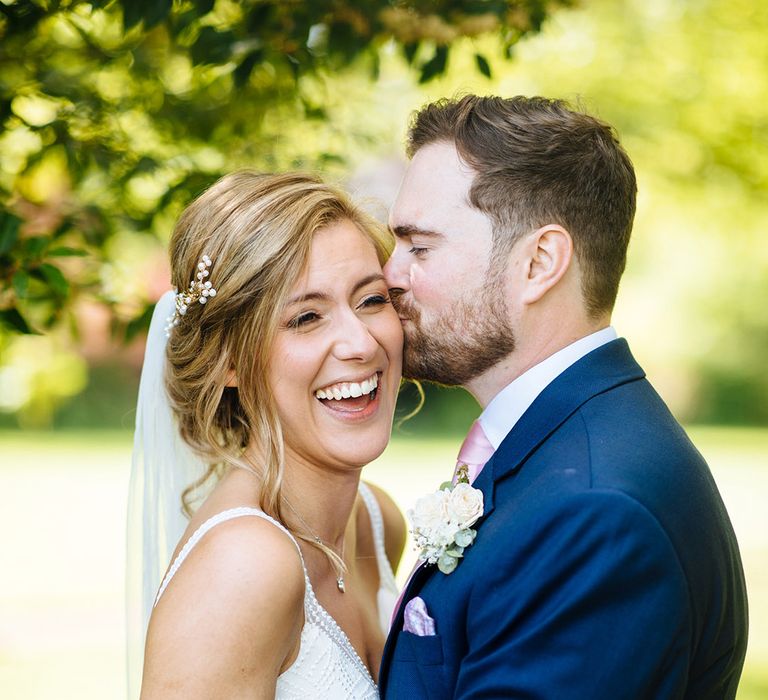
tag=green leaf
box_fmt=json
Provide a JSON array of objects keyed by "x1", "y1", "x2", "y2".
[
  {"x1": 475, "y1": 53, "x2": 492, "y2": 79},
  {"x1": 191, "y1": 26, "x2": 236, "y2": 65},
  {"x1": 48, "y1": 247, "x2": 88, "y2": 257},
  {"x1": 121, "y1": 0, "x2": 172, "y2": 30},
  {"x1": 193, "y1": 0, "x2": 216, "y2": 16},
  {"x1": 12, "y1": 270, "x2": 29, "y2": 299},
  {"x1": 0, "y1": 308, "x2": 38, "y2": 334},
  {"x1": 24, "y1": 236, "x2": 49, "y2": 259},
  {"x1": 38, "y1": 263, "x2": 69, "y2": 297},
  {"x1": 234, "y1": 49, "x2": 264, "y2": 88},
  {"x1": 419, "y1": 46, "x2": 449, "y2": 84},
  {"x1": 454, "y1": 528, "x2": 475, "y2": 548},
  {"x1": 0, "y1": 211, "x2": 21, "y2": 255},
  {"x1": 143, "y1": 0, "x2": 173, "y2": 29},
  {"x1": 402, "y1": 42, "x2": 419, "y2": 66},
  {"x1": 125, "y1": 303, "x2": 155, "y2": 343},
  {"x1": 122, "y1": 1, "x2": 145, "y2": 29}
]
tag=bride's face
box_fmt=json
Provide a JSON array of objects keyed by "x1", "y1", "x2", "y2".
[{"x1": 268, "y1": 219, "x2": 403, "y2": 470}]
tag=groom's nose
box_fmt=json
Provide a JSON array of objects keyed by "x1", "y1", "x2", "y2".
[{"x1": 383, "y1": 241, "x2": 410, "y2": 293}]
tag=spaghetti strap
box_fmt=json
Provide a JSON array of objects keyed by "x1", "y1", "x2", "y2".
[
  {"x1": 154, "y1": 506, "x2": 305, "y2": 607},
  {"x1": 358, "y1": 482, "x2": 398, "y2": 595}
]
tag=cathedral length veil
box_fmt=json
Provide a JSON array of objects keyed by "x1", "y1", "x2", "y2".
[{"x1": 125, "y1": 291, "x2": 209, "y2": 697}]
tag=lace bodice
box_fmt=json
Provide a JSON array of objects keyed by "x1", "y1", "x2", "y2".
[{"x1": 154, "y1": 482, "x2": 399, "y2": 699}]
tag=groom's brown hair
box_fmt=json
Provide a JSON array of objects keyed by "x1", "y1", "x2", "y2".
[{"x1": 407, "y1": 95, "x2": 637, "y2": 317}]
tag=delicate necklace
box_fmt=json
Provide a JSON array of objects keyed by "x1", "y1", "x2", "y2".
[{"x1": 283, "y1": 498, "x2": 347, "y2": 593}]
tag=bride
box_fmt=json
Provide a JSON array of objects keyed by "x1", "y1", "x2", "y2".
[{"x1": 127, "y1": 171, "x2": 406, "y2": 698}]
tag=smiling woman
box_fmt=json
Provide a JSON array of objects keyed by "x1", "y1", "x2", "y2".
[{"x1": 130, "y1": 172, "x2": 406, "y2": 699}]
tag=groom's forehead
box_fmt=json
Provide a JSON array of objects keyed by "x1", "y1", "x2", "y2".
[{"x1": 391, "y1": 147, "x2": 476, "y2": 227}]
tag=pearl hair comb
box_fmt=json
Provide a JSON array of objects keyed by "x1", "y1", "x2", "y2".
[{"x1": 164, "y1": 253, "x2": 217, "y2": 337}]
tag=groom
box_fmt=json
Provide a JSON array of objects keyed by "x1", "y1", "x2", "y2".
[{"x1": 379, "y1": 95, "x2": 748, "y2": 698}]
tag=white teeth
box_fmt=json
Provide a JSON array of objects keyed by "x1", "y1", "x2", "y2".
[
  {"x1": 349, "y1": 384, "x2": 363, "y2": 398},
  {"x1": 315, "y1": 373, "x2": 379, "y2": 401}
]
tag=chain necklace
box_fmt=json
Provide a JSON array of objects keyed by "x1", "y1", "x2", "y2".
[{"x1": 283, "y1": 497, "x2": 347, "y2": 593}]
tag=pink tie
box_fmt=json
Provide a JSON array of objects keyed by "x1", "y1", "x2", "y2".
[
  {"x1": 391, "y1": 420, "x2": 495, "y2": 628},
  {"x1": 454, "y1": 419, "x2": 495, "y2": 484}
]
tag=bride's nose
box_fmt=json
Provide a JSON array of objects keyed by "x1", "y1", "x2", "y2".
[{"x1": 332, "y1": 310, "x2": 378, "y2": 362}]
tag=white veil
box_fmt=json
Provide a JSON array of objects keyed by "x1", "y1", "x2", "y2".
[{"x1": 125, "y1": 291, "x2": 209, "y2": 698}]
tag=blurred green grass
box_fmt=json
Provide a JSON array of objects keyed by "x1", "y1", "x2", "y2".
[{"x1": 0, "y1": 426, "x2": 766, "y2": 698}]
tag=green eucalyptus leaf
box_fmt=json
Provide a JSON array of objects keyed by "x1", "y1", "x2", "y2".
[
  {"x1": 437, "y1": 553, "x2": 459, "y2": 574},
  {"x1": 454, "y1": 528, "x2": 474, "y2": 547},
  {"x1": 445, "y1": 545, "x2": 465, "y2": 558}
]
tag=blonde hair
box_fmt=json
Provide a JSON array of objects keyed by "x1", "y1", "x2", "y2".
[{"x1": 165, "y1": 171, "x2": 392, "y2": 568}]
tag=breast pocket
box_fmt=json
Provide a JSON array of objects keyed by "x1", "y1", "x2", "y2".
[{"x1": 388, "y1": 631, "x2": 447, "y2": 699}]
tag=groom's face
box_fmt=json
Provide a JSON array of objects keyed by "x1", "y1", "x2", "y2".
[{"x1": 385, "y1": 142, "x2": 515, "y2": 385}]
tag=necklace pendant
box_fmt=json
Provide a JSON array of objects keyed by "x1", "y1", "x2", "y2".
[{"x1": 336, "y1": 576, "x2": 346, "y2": 593}]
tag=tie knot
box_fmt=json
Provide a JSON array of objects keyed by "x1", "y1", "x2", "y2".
[{"x1": 457, "y1": 420, "x2": 495, "y2": 469}]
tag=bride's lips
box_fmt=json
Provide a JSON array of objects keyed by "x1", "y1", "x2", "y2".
[{"x1": 314, "y1": 372, "x2": 383, "y2": 422}]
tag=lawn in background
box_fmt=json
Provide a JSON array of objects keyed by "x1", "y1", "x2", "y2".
[{"x1": 0, "y1": 427, "x2": 766, "y2": 699}]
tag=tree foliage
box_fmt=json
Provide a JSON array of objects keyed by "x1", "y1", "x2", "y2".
[{"x1": 0, "y1": 0, "x2": 573, "y2": 339}]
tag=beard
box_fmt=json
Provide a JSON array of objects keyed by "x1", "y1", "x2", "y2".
[{"x1": 392, "y1": 274, "x2": 515, "y2": 386}]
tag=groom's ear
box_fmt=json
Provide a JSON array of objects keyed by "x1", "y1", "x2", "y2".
[{"x1": 520, "y1": 224, "x2": 573, "y2": 305}]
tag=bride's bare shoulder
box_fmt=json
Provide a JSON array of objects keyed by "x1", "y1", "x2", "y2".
[{"x1": 142, "y1": 514, "x2": 304, "y2": 697}]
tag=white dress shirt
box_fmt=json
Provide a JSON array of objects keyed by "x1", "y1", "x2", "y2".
[{"x1": 478, "y1": 327, "x2": 618, "y2": 450}]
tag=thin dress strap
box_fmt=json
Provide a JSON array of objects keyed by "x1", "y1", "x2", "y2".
[
  {"x1": 357, "y1": 483, "x2": 398, "y2": 594},
  {"x1": 154, "y1": 506, "x2": 305, "y2": 607}
]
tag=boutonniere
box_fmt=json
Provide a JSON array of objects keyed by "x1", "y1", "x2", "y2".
[{"x1": 407, "y1": 465, "x2": 484, "y2": 575}]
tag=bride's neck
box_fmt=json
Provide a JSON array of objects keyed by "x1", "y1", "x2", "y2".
[{"x1": 244, "y1": 444, "x2": 361, "y2": 548}]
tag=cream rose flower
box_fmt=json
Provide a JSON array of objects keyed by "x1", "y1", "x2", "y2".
[
  {"x1": 409, "y1": 489, "x2": 450, "y2": 534},
  {"x1": 448, "y1": 482, "x2": 484, "y2": 529}
]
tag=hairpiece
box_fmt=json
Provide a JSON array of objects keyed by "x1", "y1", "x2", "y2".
[{"x1": 164, "y1": 254, "x2": 217, "y2": 337}]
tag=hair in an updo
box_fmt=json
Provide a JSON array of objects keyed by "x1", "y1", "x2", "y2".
[{"x1": 165, "y1": 171, "x2": 392, "y2": 567}]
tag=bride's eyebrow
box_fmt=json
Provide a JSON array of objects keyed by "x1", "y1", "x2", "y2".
[{"x1": 285, "y1": 273, "x2": 386, "y2": 306}]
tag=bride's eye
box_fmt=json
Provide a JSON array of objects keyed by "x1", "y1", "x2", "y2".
[
  {"x1": 359, "y1": 294, "x2": 390, "y2": 310},
  {"x1": 287, "y1": 311, "x2": 320, "y2": 329}
]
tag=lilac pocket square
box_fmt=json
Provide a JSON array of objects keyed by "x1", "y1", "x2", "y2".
[{"x1": 403, "y1": 596, "x2": 436, "y2": 636}]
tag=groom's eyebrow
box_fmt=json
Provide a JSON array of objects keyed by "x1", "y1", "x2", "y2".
[{"x1": 391, "y1": 224, "x2": 445, "y2": 240}]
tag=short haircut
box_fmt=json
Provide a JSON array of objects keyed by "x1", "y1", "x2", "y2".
[{"x1": 408, "y1": 95, "x2": 637, "y2": 316}]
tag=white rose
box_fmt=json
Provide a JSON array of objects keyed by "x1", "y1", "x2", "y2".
[
  {"x1": 408, "y1": 489, "x2": 450, "y2": 534},
  {"x1": 447, "y1": 483, "x2": 484, "y2": 528}
]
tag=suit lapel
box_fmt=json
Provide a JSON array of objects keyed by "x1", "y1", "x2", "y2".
[{"x1": 484, "y1": 338, "x2": 644, "y2": 485}]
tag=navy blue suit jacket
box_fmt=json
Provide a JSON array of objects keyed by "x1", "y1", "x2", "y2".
[{"x1": 380, "y1": 339, "x2": 747, "y2": 699}]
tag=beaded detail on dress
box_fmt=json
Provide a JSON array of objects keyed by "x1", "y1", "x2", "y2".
[{"x1": 154, "y1": 482, "x2": 398, "y2": 699}]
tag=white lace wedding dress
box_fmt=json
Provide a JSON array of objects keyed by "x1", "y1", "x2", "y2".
[{"x1": 154, "y1": 482, "x2": 399, "y2": 699}]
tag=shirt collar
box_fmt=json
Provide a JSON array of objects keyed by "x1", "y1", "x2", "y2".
[{"x1": 478, "y1": 327, "x2": 618, "y2": 449}]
